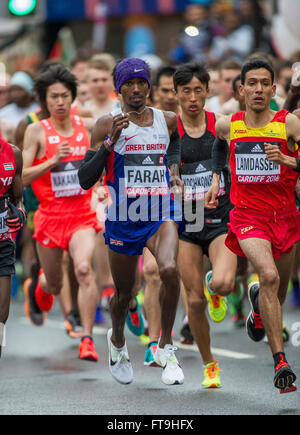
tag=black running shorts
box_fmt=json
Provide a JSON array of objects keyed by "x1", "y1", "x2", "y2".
[{"x1": 0, "y1": 239, "x2": 16, "y2": 276}]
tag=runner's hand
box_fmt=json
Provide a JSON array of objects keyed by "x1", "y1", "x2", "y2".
[
  {"x1": 170, "y1": 175, "x2": 184, "y2": 195},
  {"x1": 52, "y1": 141, "x2": 71, "y2": 165},
  {"x1": 264, "y1": 142, "x2": 285, "y2": 165},
  {"x1": 205, "y1": 181, "x2": 219, "y2": 209},
  {"x1": 109, "y1": 113, "x2": 130, "y2": 144},
  {"x1": 6, "y1": 203, "x2": 26, "y2": 233}
]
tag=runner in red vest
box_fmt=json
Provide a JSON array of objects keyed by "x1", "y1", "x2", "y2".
[
  {"x1": 205, "y1": 58, "x2": 300, "y2": 393},
  {"x1": 22, "y1": 64, "x2": 101, "y2": 362},
  {"x1": 0, "y1": 137, "x2": 25, "y2": 358}
]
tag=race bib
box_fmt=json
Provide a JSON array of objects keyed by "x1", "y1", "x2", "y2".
[
  {"x1": 181, "y1": 159, "x2": 225, "y2": 201},
  {"x1": 0, "y1": 198, "x2": 9, "y2": 240},
  {"x1": 235, "y1": 141, "x2": 281, "y2": 183},
  {"x1": 51, "y1": 160, "x2": 87, "y2": 198},
  {"x1": 124, "y1": 154, "x2": 168, "y2": 197}
]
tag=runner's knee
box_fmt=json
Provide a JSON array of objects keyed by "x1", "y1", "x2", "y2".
[
  {"x1": 159, "y1": 262, "x2": 179, "y2": 285},
  {"x1": 259, "y1": 268, "x2": 280, "y2": 290},
  {"x1": 75, "y1": 261, "x2": 92, "y2": 285},
  {"x1": 211, "y1": 275, "x2": 235, "y2": 296},
  {"x1": 187, "y1": 293, "x2": 207, "y2": 313}
]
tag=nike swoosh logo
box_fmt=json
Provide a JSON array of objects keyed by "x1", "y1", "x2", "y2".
[
  {"x1": 134, "y1": 69, "x2": 144, "y2": 73},
  {"x1": 125, "y1": 135, "x2": 136, "y2": 141}
]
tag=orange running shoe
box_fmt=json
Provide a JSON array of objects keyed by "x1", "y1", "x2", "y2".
[
  {"x1": 79, "y1": 337, "x2": 98, "y2": 362},
  {"x1": 24, "y1": 278, "x2": 46, "y2": 326}
]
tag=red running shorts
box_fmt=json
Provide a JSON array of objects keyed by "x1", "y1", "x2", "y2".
[
  {"x1": 225, "y1": 206, "x2": 300, "y2": 259},
  {"x1": 33, "y1": 207, "x2": 102, "y2": 251}
]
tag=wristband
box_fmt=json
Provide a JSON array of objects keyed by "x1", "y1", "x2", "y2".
[
  {"x1": 294, "y1": 158, "x2": 300, "y2": 173},
  {"x1": 105, "y1": 135, "x2": 115, "y2": 147}
]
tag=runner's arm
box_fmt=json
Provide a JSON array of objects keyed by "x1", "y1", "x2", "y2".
[
  {"x1": 265, "y1": 113, "x2": 300, "y2": 171},
  {"x1": 164, "y1": 111, "x2": 183, "y2": 192},
  {"x1": 205, "y1": 115, "x2": 230, "y2": 209},
  {"x1": 78, "y1": 113, "x2": 129, "y2": 190},
  {"x1": 22, "y1": 123, "x2": 70, "y2": 186},
  {"x1": 5, "y1": 145, "x2": 26, "y2": 233}
]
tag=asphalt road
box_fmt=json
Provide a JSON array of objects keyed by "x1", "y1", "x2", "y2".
[{"x1": 0, "y1": 291, "x2": 299, "y2": 416}]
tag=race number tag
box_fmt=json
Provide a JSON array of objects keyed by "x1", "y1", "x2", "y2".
[
  {"x1": 235, "y1": 141, "x2": 281, "y2": 183},
  {"x1": 181, "y1": 159, "x2": 225, "y2": 201},
  {"x1": 124, "y1": 154, "x2": 168, "y2": 197},
  {"x1": 51, "y1": 160, "x2": 87, "y2": 198},
  {"x1": 0, "y1": 198, "x2": 8, "y2": 240}
]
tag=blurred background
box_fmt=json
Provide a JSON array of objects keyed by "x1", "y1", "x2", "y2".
[{"x1": 0, "y1": 0, "x2": 299, "y2": 77}]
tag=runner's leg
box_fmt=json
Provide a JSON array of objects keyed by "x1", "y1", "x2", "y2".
[
  {"x1": 108, "y1": 250, "x2": 139, "y2": 348},
  {"x1": 68, "y1": 228, "x2": 98, "y2": 338},
  {"x1": 146, "y1": 221, "x2": 180, "y2": 348},
  {"x1": 238, "y1": 238, "x2": 282, "y2": 354},
  {"x1": 178, "y1": 240, "x2": 214, "y2": 365}
]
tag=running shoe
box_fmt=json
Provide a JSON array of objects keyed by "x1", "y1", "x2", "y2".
[
  {"x1": 154, "y1": 344, "x2": 184, "y2": 385},
  {"x1": 65, "y1": 310, "x2": 84, "y2": 338},
  {"x1": 202, "y1": 361, "x2": 222, "y2": 388},
  {"x1": 227, "y1": 281, "x2": 246, "y2": 328},
  {"x1": 35, "y1": 277, "x2": 55, "y2": 313},
  {"x1": 180, "y1": 323, "x2": 194, "y2": 345},
  {"x1": 101, "y1": 286, "x2": 115, "y2": 311},
  {"x1": 94, "y1": 305, "x2": 106, "y2": 324},
  {"x1": 205, "y1": 271, "x2": 227, "y2": 323},
  {"x1": 126, "y1": 297, "x2": 145, "y2": 336},
  {"x1": 107, "y1": 328, "x2": 133, "y2": 384},
  {"x1": 23, "y1": 278, "x2": 46, "y2": 326},
  {"x1": 79, "y1": 336, "x2": 98, "y2": 362},
  {"x1": 246, "y1": 282, "x2": 265, "y2": 342},
  {"x1": 274, "y1": 355, "x2": 297, "y2": 392},
  {"x1": 144, "y1": 342, "x2": 159, "y2": 367}
]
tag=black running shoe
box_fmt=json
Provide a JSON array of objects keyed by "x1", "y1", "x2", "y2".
[
  {"x1": 246, "y1": 282, "x2": 265, "y2": 342},
  {"x1": 180, "y1": 323, "x2": 194, "y2": 345},
  {"x1": 65, "y1": 310, "x2": 83, "y2": 338},
  {"x1": 24, "y1": 278, "x2": 45, "y2": 326},
  {"x1": 274, "y1": 358, "x2": 297, "y2": 390}
]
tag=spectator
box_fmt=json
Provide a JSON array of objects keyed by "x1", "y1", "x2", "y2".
[
  {"x1": 276, "y1": 60, "x2": 293, "y2": 100},
  {"x1": 209, "y1": 9, "x2": 254, "y2": 64},
  {"x1": 0, "y1": 73, "x2": 11, "y2": 109},
  {"x1": 205, "y1": 59, "x2": 241, "y2": 113},
  {"x1": 221, "y1": 73, "x2": 246, "y2": 115},
  {"x1": 84, "y1": 54, "x2": 119, "y2": 119},
  {"x1": 207, "y1": 68, "x2": 220, "y2": 98},
  {"x1": 0, "y1": 71, "x2": 38, "y2": 127},
  {"x1": 169, "y1": 3, "x2": 212, "y2": 64}
]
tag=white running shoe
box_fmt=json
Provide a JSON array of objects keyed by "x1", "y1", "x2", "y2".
[
  {"x1": 107, "y1": 328, "x2": 133, "y2": 385},
  {"x1": 154, "y1": 344, "x2": 184, "y2": 385}
]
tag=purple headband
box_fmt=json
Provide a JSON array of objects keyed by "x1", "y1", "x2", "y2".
[{"x1": 115, "y1": 58, "x2": 151, "y2": 93}]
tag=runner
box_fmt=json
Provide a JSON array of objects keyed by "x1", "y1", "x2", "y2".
[
  {"x1": 0, "y1": 138, "x2": 25, "y2": 358},
  {"x1": 22, "y1": 64, "x2": 101, "y2": 361},
  {"x1": 78, "y1": 57, "x2": 184, "y2": 385},
  {"x1": 174, "y1": 62, "x2": 237, "y2": 388},
  {"x1": 205, "y1": 57, "x2": 300, "y2": 393}
]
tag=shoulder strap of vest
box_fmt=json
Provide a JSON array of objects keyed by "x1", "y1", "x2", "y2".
[{"x1": 177, "y1": 116, "x2": 185, "y2": 139}]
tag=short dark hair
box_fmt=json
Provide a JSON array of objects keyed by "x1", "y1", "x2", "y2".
[
  {"x1": 241, "y1": 58, "x2": 274, "y2": 85},
  {"x1": 34, "y1": 64, "x2": 77, "y2": 109},
  {"x1": 155, "y1": 66, "x2": 176, "y2": 87},
  {"x1": 173, "y1": 62, "x2": 210, "y2": 91}
]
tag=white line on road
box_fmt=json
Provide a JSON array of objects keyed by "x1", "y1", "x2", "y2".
[
  {"x1": 173, "y1": 340, "x2": 255, "y2": 360},
  {"x1": 20, "y1": 317, "x2": 255, "y2": 360}
]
